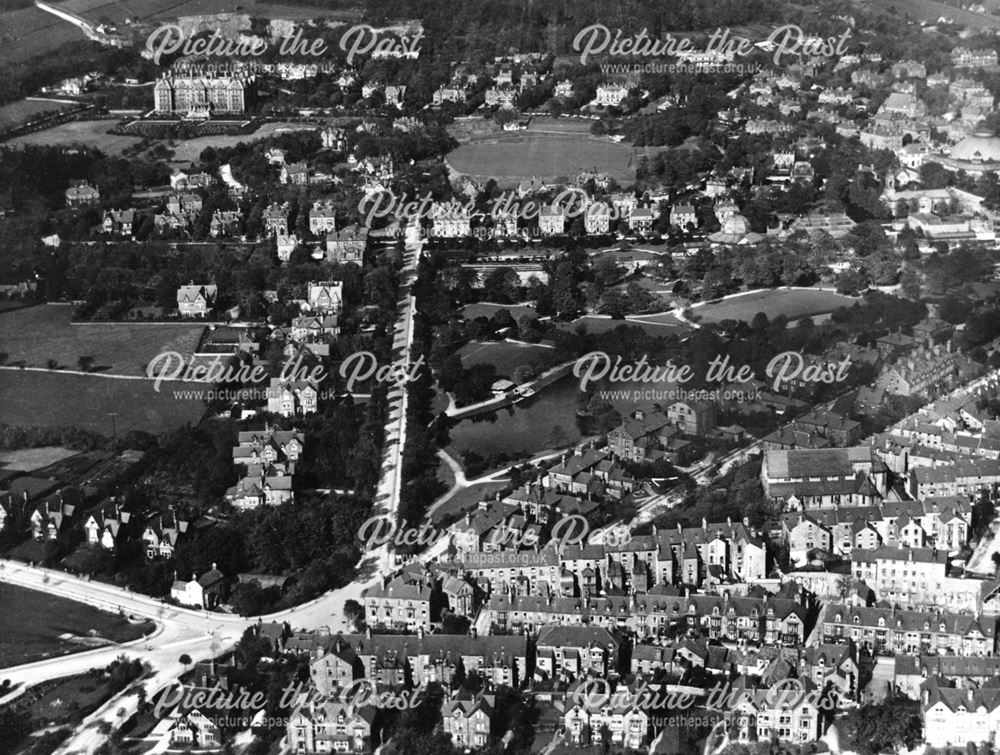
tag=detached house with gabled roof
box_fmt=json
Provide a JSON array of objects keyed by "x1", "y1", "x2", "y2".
[
  {"x1": 306, "y1": 281, "x2": 343, "y2": 314},
  {"x1": 263, "y1": 202, "x2": 291, "y2": 235},
  {"x1": 670, "y1": 204, "x2": 697, "y2": 229},
  {"x1": 266, "y1": 378, "x2": 319, "y2": 417},
  {"x1": 101, "y1": 208, "x2": 135, "y2": 236},
  {"x1": 65, "y1": 180, "x2": 100, "y2": 207},
  {"x1": 226, "y1": 467, "x2": 294, "y2": 509},
  {"x1": 142, "y1": 510, "x2": 190, "y2": 559},
  {"x1": 155, "y1": 708, "x2": 222, "y2": 750},
  {"x1": 326, "y1": 224, "x2": 368, "y2": 263},
  {"x1": 177, "y1": 284, "x2": 217, "y2": 318},
  {"x1": 83, "y1": 499, "x2": 130, "y2": 551},
  {"x1": 441, "y1": 689, "x2": 494, "y2": 750},
  {"x1": 233, "y1": 427, "x2": 305, "y2": 468},
  {"x1": 30, "y1": 490, "x2": 79, "y2": 541},
  {"x1": 308, "y1": 200, "x2": 337, "y2": 236},
  {"x1": 171, "y1": 565, "x2": 225, "y2": 609}
]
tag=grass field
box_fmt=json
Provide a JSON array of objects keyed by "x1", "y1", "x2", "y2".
[
  {"x1": 168, "y1": 121, "x2": 318, "y2": 164},
  {"x1": 0, "y1": 305, "x2": 204, "y2": 376},
  {"x1": 0, "y1": 98, "x2": 72, "y2": 128},
  {"x1": 447, "y1": 134, "x2": 636, "y2": 186},
  {"x1": 458, "y1": 340, "x2": 552, "y2": 375},
  {"x1": 0, "y1": 0, "x2": 360, "y2": 65},
  {"x1": 0, "y1": 584, "x2": 152, "y2": 668},
  {"x1": 558, "y1": 314, "x2": 689, "y2": 337},
  {"x1": 0, "y1": 370, "x2": 207, "y2": 435},
  {"x1": 0, "y1": 447, "x2": 79, "y2": 472},
  {"x1": 6, "y1": 119, "x2": 317, "y2": 160},
  {"x1": 691, "y1": 288, "x2": 859, "y2": 324},
  {"x1": 461, "y1": 302, "x2": 538, "y2": 321},
  {"x1": 862, "y1": 0, "x2": 1000, "y2": 26},
  {"x1": 5, "y1": 119, "x2": 142, "y2": 153}
]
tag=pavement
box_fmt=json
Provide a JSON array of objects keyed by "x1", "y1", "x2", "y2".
[
  {"x1": 371, "y1": 226, "x2": 422, "y2": 572},
  {"x1": 0, "y1": 229, "x2": 426, "y2": 753}
]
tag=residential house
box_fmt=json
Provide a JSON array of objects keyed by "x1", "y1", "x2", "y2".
[
  {"x1": 177, "y1": 284, "x2": 217, "y2": 317},
  {"x1": 156, "y1": 709, "x2": 222, "y2": 750},
  {"x1": 363, "y1": 574, "x2": 434, "y2": 631},
  {"x1": 595, "y1": 83, "x2": 629, "y2": 107},
  {"x1": 102, "y1": 209, "x2": 135, "y2": 235},
  {"x1": 535, "y1": 625, "x2": 618, "y2": 681},
  {"x1": 171, "y1": 565, "x2": 225, "y2": 609},
  {"x1": 563, "y1": 683, "x2": 649, "y2": 750},
  {"x1": 280, "y1": 162, "x2": 309, "y2": 185},
  {"x1": 209, "y1": 209, "x2": 242, "y2": 238},
  {"x1": 309, "y1": 200, "x2": 337, "y2": 235},
  {"x1": 666, "y1": 399, "x2": 716, "y2": 436},
  {"x1": 326, "y1": 225, "x2": 368, "y2": 263},
  {"x1": 923, "y1": 677, "x2": 1000, "y2": 748},
  {"x1": 539, "y1": 205, "x2": 566, "y2": 235},
  {"x1": 820, "y1": 603, "x2": 996, "y2": 656},
  {"x1": 286, "y1": 701, "x2": 374, "y2": 754},
  {"x1": 266, "y1": 378, "x2": 319, "y2": 417},
  {"x1": 441, "y1": 690, "x2": 494, "y2": 750},
  {"x1": 65, "y1": 180, "x2": 100, "y2": 207},
  {"x1": 263, "y1": 202, "x2": 291, "y2": 235},
  {"x1": 670, "y1": 204, "x2": 697, "y2": 230},
  {"x1": 142, "y1": 510, "x2": 189, "y2": 559},
  {"x1": 306, "y1": 281, "x2": 343, "y2": 314},
  {"x1": 82, "y1": 500, "x2": 130, "y2": 551}
]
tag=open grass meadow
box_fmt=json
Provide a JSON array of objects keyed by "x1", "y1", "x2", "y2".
[
  {"x1": 458, "y1": 340, "x2": 553, "y2": 375},
  {"x1": 0, "y1": 98, "x2": 73, "y2": 128},
  {"x1": 0, "y1": 446, "x2": 80, "y2": 472},
  {"x1": 557, "y1": 314, "x2": 689, "y2": 337},
  {"x1": 0, "y1": 370, "x2": 207, "y2": 435},
  {"x1": 0, "y1": 305, "x2": 205, "y2": 377},
  {"x1": 461, "y1": 302, "x2": 539, "y2": 321},
  {"x1": 691, "y1": 288, "x2": 860, "y2": 325},
  {"x1": 0, "y1": 583, "x2": 152, "y2": 668},
  {"x1": 0, "y1": 0, "x2": 361, "y2": 65},
  {"x1": 5, "y1": 119, "x2": 143, "y2": 153}
]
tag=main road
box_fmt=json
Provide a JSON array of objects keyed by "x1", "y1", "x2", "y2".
[{"x1": 0, "y1": 225, "x2": 429, "y2": 753}]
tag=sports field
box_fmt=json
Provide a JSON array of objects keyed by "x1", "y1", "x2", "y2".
[
  {"x1": 447, "y1": 134, "x2": 636, "y2": 186},
  {"x1": 0, "y1": 305, "x2": 204, "y2": 376},
  {"x1": 692, "y1": 288, "x2": 859, "y2": 324}
]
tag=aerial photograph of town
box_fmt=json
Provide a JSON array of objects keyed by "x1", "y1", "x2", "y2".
[{"x1": 8, "y1": 0, "x2": 1000, "y2": 753}]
